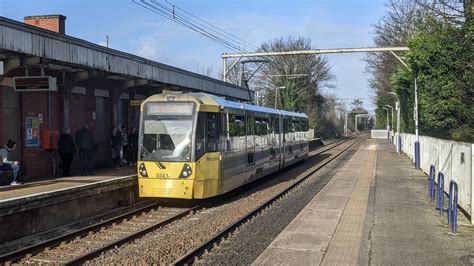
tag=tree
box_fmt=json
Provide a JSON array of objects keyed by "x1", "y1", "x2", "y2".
[
  {"x1": 251, "y1": 36, "x2": 335, "y2": 136},
  {"x1": 391, "y1": 18, "x2": 473, "y2": 141},
  {"x1": 365, "y1": 0, "x2": 428, "y2": 129}
]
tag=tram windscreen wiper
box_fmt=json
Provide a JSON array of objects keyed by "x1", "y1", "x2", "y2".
[{"x1": 140, "y1": 144, "x2": 159, "y2": 161}]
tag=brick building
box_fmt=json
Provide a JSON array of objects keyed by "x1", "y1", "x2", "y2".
[{"x1": 0, "y1": 15, "x2": 249, "y2": 180}]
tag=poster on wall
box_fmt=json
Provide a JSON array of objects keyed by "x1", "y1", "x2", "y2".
[{"x1": 25, "y1": 117, "x2": 40, "y2": 147}]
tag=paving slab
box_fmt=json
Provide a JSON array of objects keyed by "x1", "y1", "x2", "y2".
[
  {"x1": 358, "y1": 140, "x2": 474, "y2": 265},
  {"x1": 253, "y1": 139, "x2": 376, "y2": 265}
]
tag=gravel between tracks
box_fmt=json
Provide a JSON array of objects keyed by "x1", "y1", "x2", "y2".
[{"x1": 87, "y1": 139, "x2": 361, "y2": 265}]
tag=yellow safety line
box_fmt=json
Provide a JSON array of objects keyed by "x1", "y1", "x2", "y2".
[{"x1": 321, "y1": 140, "x2": 377, "y2": 265}]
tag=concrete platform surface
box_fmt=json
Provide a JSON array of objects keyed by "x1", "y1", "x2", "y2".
[
  {"x1": 253, "y1": 139, "x2": 474, "y2": 265},
  {"x1": 254, "y1": 139, "x2": 377, "y2": 265},
  {"x1": 0, "y1": 166, "x2": 135, "y2": 203},
  {"x1": 358, "y1": 140, "x2": 474, "y2": 265}
]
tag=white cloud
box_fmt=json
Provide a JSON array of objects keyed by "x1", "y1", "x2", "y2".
[
  {"x1": 135, "y1": 37, "x2": 165, "y2": 61},
  {"x1": 97, "y1": 41, "x2": 107, "y2": 47}
]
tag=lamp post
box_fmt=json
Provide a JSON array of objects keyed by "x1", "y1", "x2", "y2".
[
  {"x1": 274, "y1": 86, "x2": 285, "y2": 109},
  {"x1": 344, "y1": 112, "x2": 348, "y2": 136},
  {"x1": 389, "y1": 51, "x2": 420, "y2": 168},
  {"x1": 414, "y1": 79, "x2": 420, "y2": 169},
  {"x1": 382, "y1": 107, "x2": 390, "y2": 140},
  {"x1": 389, "y1": 92, "x2": 401, "y2": 154},
  {"x1": 385, "y1": 104, "x2": 394, "y2": 142}
]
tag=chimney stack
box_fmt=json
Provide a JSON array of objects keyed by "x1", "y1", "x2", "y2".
[{"x1": 24, "y1": 15, "x2": 66, "y2": 34}]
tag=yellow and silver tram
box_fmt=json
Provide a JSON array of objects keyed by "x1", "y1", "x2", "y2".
[{"x1": 137, "y1": 93, "x2": 310, "y2": 199}]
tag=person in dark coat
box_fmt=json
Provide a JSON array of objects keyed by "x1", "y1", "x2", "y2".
[
  {"x1": 58, "y1": 128, "x2": 76, "y2": 177},
  {"x1": 111, "y1": 125, "x2": 123, "y2": 168},
  {"x1": 128, "y1": 126, "x2": 139, "y2": 166},
  {"x1": 75, "y1": 123, "x2": 95, "y2": 176},
  {"x1": 121, "y1": 125, "x2": 129, "y2": 165}
]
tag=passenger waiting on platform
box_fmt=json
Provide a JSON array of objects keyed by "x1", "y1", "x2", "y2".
[
  {"x1": 128, "y1": 126, "x2": 138, "y2": 166},
  {"x1": 111, "y1": 125, "x2": 123, "y2": 168},
  {"x1": 0, "y1": 140, "x2": 22, "y2": 185},
  {"x1": 121, "y1": 125, "x2": 129, "y2": 165},
  {"x1": 75, "y1": 124, "x2": 95, "y2": 176},
  {"x1": 58, "y1": 128, "x2": 76, "y2": 177}
]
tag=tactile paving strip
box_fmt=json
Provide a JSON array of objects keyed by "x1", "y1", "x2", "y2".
[{"x1": 321, "y1": 141, "x2": 377, "y2": 265}]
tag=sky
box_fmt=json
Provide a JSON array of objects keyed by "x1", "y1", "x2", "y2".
[{"x1": 0, "y1": 0, "x2": 390, "y2": 111}]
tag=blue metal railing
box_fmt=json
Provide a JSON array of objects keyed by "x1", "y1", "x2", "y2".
[
  {"x1": 436, "y1": 172, "x2": 444, "y2": 216},
  {"x1": 448, "y1": 180, "x2": 458, "y2": 233},
  {"x1": 428, "y1": 165, "x2": 436, "y2": 202}
]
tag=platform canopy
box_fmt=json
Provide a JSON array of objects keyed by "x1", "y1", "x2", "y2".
[{"x1": 0, "y1": 16, "x2": 251, "y2": 101}]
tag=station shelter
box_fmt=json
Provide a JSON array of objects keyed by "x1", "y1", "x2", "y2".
[{"x1": 0, "y1": 15, "x2": 249, "y2": 180}]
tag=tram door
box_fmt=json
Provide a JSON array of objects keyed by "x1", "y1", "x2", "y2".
[
  {"x1": 270, "y1": 116, "x2": 280, "y2": 166},
  {"x1": 245, "y1": 113, "x2": 255, "y2": 165}
]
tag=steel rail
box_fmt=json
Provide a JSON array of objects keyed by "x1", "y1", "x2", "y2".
[
  {"x1": 0, "y1": 201, "x2": 161, "y2": 263},
  {"x1": 173, "y1": 135, "x2": 366, "y2": 265},
  {"x1": 310, "y1": 134, "x2": 360, "y2": 156},
  {"x1": 1, "y1": 202, "x2": 200, "y2": 264},
  {"x1": 66, "y1": 205, "x2": 201, "y2": 265}
]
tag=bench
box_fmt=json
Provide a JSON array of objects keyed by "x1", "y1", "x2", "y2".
[{"x1": 0, "y1": 169, "x2": 13, "y2": 185}]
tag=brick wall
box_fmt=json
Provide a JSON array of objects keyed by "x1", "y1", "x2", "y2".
[
  {"x1": 68, "y1": 86, "x2": 115, "y2": 172},
  {"x1": 24, "y1": 15, "x2": 66, "y2": 34},
  {"x1": 19, "y1": 91, "x2": 62, "y2": 178}
]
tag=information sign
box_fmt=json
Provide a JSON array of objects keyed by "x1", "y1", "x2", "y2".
[
  {"x1": 130, "y1": 100, "x2": 144, "y2": 106},
  {"x1": 14, "y1": 76, "x2": 57, "y2": 92},
  {"x1": 25, "y1": 117, "x2": 40, "y2": 147}
]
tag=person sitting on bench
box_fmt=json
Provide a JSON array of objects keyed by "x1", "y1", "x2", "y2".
[{"x1": 0, "y1": 139, "x2": 22, "y2": 185}]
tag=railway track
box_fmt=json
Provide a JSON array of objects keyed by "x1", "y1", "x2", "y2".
[
  {"x1": 0, "y1": 135, "x2": 362, "y2": 265},
  {"x1": 1, "y1": 203, "x2": 200, "y2": 265},
  {"x1": 174, "y1": 134, "x2": 366, "y2": 265}
]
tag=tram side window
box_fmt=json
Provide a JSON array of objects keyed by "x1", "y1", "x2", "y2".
[
  {"x1": 273, "y1": 117, "x2": 280, "y2": 145},
  {"x1": 255, "y1": 118, "x2": 269, "y2": 147},
  {"x1": 227, "y1": 114, "x2": 245, "y2": 150},
  {"x1": 262, "y1": 118, "x2": 269, "y2": 147},
  {"x1": 302, "y1": 120, "x2": 308, "y2": 139},
  {"x1": 283, "y1": 119, "x2": 288, "y2": 142},
  {"x1": 293, "y1": 118, "x2": 302, "y2": 140},
  {"x1": 228, "y1": 114, "x2": 245, "y2": 137},
  {"x1": 246, "y1": 113, "x2": 255, "y2": 140}
]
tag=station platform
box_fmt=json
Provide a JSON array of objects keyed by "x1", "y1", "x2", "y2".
[
  {"x1": 254, "y1": 139, "x2": 474, "y2": 265},
  {"x1": 0, "y1": 166, "x2": 137, "y2": 243},
  {"x1": 0, "y1": 166, "x2": 135, "y2": 202}
]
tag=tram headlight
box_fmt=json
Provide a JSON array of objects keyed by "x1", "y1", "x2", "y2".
[
  {"x1": 179, "y1": 164, "x2": 192, "y2": 178},
  {"x1": 139, "y1": 163, "x2": 148, "y2": 177}
]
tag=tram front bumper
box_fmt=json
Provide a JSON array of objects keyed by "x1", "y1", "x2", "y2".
[{"x1": 138, "y1": 178, "x2": 194, "y2": 199}]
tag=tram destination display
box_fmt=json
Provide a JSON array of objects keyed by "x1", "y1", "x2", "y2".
[
  {"x1": 146, "y1": 102, "x2": 194, "y2": 115},
  {"x1": 14, "y1": 76, "x2": 58, "y2": 92}
]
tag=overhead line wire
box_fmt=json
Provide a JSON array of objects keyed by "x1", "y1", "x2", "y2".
[
  {"x1": 149, "y1": 0, "x2": 242, "y2": 51},
  {"x1": 133, "y1": 0, "x2": 255, "y2": 53},
  {"x1": 163, "y1": 0, "x2": 259, "y2": 51},
  {"x1": 136, "y1": 0, "x2": 241, "y2": 52}
]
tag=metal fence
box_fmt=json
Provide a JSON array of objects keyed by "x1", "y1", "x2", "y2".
[
  {"x1": 397, "y1": 133, "x2": 473, "y2": 223},
  {"x1": 371, "y1": 130, "x2": 388, "y2": 139}
]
